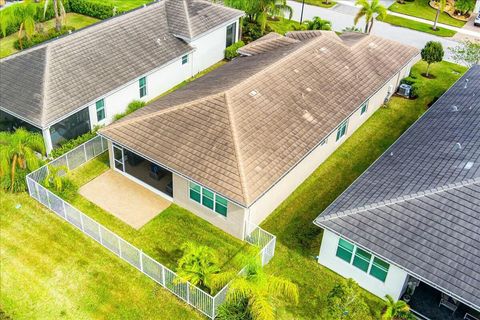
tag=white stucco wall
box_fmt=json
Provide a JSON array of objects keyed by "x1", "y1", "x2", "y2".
[
  {"x1": 318, "y1": 229, "x2": 409, "y2": 300},
  {"x1": 475, "y1": 0, "x2": 480, "y2": 13},
  {"x1": 172, "y1": 174, "x2": 247, "y2": 239},
  {"x1": 247, "y1": 57, "x2": 418, "y2": 225}
]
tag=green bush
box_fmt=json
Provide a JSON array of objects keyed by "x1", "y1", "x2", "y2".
[
  {"x1": 54, "y1": 177, "x2": 78, "y2": 199},
  {"x1": 242, "y1": 21, "x2": 263, "y2": 43},
  {"x1": 50, "y1": 129, "x2": 99, "y2": 158},
  {"x1": 0, "y1": 168, "x2": 28, "y2": 193},
  {"x1": 69, "y1": 0, "x2": 122, "y2": 20},
  {"x1": 113, "y1": 100, "x2": 146, "y2": 121},
  {"x1": 14, "y1": 26, "x2": 75, "y2": 50},
  {"x1": 225, "y1": 41, "x2": 245, "y2": 60}
]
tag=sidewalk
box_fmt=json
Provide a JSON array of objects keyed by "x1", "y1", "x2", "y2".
[{"x1": 335, "y1": 0, "x2": 480, "y2": 38}]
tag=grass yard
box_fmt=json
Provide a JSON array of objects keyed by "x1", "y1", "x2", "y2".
[
  {"x1": 64, "y1": 153, "x2": 252, "y2": 277},
  {"x1": 261, "y1": 60, "x2": 467, "y2": 319},
  {"x1": 389, "y1": 0, "x2": 466, "y2": 27},
  {"x1": 379, "y1": 14, "x2": 456, "y2": 37},
  {"x1": 267, "y1": 17, "x2": 303, "y2": 35},
  {"x1": 0, "y1": 191, "x2": 203, "y2": 320},
  {"x1": 292, "y1": 0, "x2": 337, "y2": 8},
  {"x1": 113, "y1": 0, "x2": 153, "y2": 11},
  {"x1": 0, "y1": 13, "x2": 99, "y2": 59}
]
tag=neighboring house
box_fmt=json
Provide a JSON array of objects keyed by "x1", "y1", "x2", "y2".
[
  {"x1": 0, "y1": 0, "x2": 243, "y2": 153},
  {"x1": 98, "y1": 31, "x2": 419, "y2": 239},
  {"x1": 314, "y1": 66, "x2": 480, "y2": 319}
]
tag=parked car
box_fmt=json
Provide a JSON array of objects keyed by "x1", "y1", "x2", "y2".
[{"x1": 475, "y1": 13, "x2": 480, "y2": 27}]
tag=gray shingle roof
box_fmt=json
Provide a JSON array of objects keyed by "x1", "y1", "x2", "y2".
[
  {"x1": 0, "y1": 0, "x2": 242, "y2": 128},
  {"x1": 315, "y1": 65, "x2": 480, "y2": 310},
  {"x1": 100, "y1": 31, "x2": 419, "y2": 206}
]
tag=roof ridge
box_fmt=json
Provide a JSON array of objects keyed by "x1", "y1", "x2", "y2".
[
  {"x1": 316, "y1": 177, "x2": 480, "y2": 223},
  {"x1": 100, "y1": 92, "x2": 227, "y2": 132},
  {"x1": 40, "y1": 45, "x2": 51, "y2": 127},
  {"x1": 182, "y1": 0, "x2": 193, "y2": 39},
  {"x1": 224, "y1": 91, "x2": 249, "y2": 204}
]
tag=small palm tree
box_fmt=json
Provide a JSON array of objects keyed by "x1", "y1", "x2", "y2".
[
  {"x1": 304, "y1": 16, "x2": 332, "y2": 30},
  {"x1": 354, "y1": 0, "x2": 387, "y2": 34},
  {"x1": 432, "y1": 0, "x2": 446, "y2": 31},
  {"x1": 176, "y1": 242, "x2": 221, "y2": 293},
  {"x1": 43, "y1": 165, "x2": 68, "y2": 192},
  {"x1": 214, "y1": 258, "x2": 299, "y2": 320},
  {"x1": 12, "y1": 1, "x2": 37, "y2": 49},
  {"x1": 382, "y1": 295, "x2": 411, "y2": 320},
  {"x1": 43, "y1": 0, "x2": 66, "y2": 32},
  {"x1": 0, "y1": 128, "x2": 45, "y2": 192}
]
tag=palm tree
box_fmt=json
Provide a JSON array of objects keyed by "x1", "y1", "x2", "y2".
[
  {"x1": 432, "y1": 0, "x2": 446, "y2": 31},
  {"x1": 304, "y1": 16, "x2": 332, "y2": 30},
  {"x1": 12, "y1": 1, "x2": 37, "y2": 49},
  {"x1": 176, "y1": 242, "x2": 221, "y2": 293},
  {"x1": 354, "y1": 0, "x2": 387, "y2": 34},
  {"x1": 213, "y1": 258, "x2": 299, "y2": 320},
  {"x1": 43, "y1": 0, "x2": 66, "y2": 32},
  {"x1": 382, "y1": 295, "x2": 415, "y2": 320},
  {"x1": 0, "y1": 128, "x2": 45, "y2": 192}
]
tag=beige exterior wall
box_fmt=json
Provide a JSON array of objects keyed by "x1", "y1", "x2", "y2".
[
  {"x1": 247, "y1": 57, "x2": 419, "y2": 225},
  {"x1": 172, "y1": 174, "x2": 247, "y2": 239}
]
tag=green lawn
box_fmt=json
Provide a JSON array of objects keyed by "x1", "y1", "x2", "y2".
[
  {"x1": 292, "y1": 0, "x2": 337, "y2": 8},
  {"x1": 113, "y1": 0, "x2": 153, "y2": 11},
  {"x1": 0, "y1": 13, "x2": 99, "y2": 59},
  {"x1": 379, "y1": 14, "x2": 456, "y2": 37},
  {"x1": 267, "y1": 17, "x2": 303, "y2": 35},
  {"x1": 0, "y1": 191, "x2": 203, "y2": 320},
  {"x1": 261, "y1": 61, "x2": 467, "y2": 319},
  {"x1": 64, "y1": 153, "x2": 251, "y2": 276},
  {"x1": 389, "y1": 0, "x2": 466, "y2": 27}
]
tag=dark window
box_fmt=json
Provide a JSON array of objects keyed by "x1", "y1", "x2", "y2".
[
  {"x1": 139, "y1": 77, "x2": 147, "y2": 98},
  {"x1": 50, "y1": 108, "x2": 91, "y2": 148},
  {"x1": 0, "y1": 110, "x2": 41, "y2": 133},
  {"x1": 96, "y1": 99, "x2": 105, "y2": 121},
  {"x1": 226, "y1": 22, "x2": 236, "y2": 47},
  {"x1": 182, "y1": 55, "x2": 188, "y2": 65}
]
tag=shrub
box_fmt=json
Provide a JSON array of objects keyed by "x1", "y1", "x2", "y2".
[
  {"x1": 14, "y1": 26, "x2": 75, "y2": 50},
  {"x1": 54, "y1": 177, "x2": 78, "y2": 199},
  {"x1": 50, "y1": 129, "x2": 99, "y2": 158},
  {"x1": 225, "y1": 41, "x2": 245, "y2": 60},
  {"x1": 69, "y1": 0, "x2": 122, "y2": 20},
  {"x1": 242, "y1": 21, "x2": 263, "y2": 43},
  {"x1": 0, "y1": 168, "x2": 28, "y2": 193},
  {"x1": 113, "y1": 100, "x2": 146, "y2": 121}
]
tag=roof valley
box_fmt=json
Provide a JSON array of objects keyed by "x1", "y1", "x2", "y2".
[{"x1": 40, "y1": 45, "x2": 51, "y2": 126}]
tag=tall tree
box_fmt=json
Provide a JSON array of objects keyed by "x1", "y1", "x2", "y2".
[
  {"x1": 12, "y1": 1, "x2": 37, "y2": 49},
  {"x1": 327, "y1": 278, "x2": 370, "y2": 320},
  {"x1": 450, "y1": 39, "x2": 480, "y2": 67},
  {"x1": 43, "y1": 0, "x2": 66, "y2": 32},
  {"x1": 421, "y1": 41, "x2": 444, "y2": 77},
  {"x1": 213, "y1": 258, "x2": 299, "y2": 320},
  {"x1": 0, "y1": 128, "x2": 45, "y2": 192},
  {"x1": 432, "y1": 0, "x2": 446, "y2": 31},
  {"x1": 354, "y1": 0, "x2": 387, "y2": 34}
]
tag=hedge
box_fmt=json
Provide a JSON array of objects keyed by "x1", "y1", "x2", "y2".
[
  {"x1": 69, "y1": 0, "x2": 123, "y2": 20},
  {"x1": 225, "y1": 41, "x2": 245, "y2": 60},
  {"x1": 50, "y1": 129, "x2": 99, "y2": 158},
  {"x1": 14, "y1": 26, "x2": 75, "y2": 50}
]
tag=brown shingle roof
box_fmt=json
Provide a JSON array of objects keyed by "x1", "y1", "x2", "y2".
[
  {"x1": 238, "y1": 32, "x2": 299, "y2": 56},
  {"x1": 101, "y1": 31, "x2": 419, "y2": 206}
]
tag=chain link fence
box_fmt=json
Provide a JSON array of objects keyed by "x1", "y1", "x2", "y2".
[{"x1": 26, "y1": 135, "x2": 276, "y2": 319}]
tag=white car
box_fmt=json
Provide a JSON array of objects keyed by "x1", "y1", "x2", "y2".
[{"x1": 475, "y1": 13, "x2": 480, "y2": 27}]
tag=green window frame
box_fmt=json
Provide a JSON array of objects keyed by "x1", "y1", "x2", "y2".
[
  {"x1": 96, "y1": 99, "x2": 105, "y2": 121},
  {"x1": 369, "y1": 257, "x2": 390, "y2": 282},
  {"x1": 215, "y1": 194, "x2": 228, "y2": 216},
  {"x1": 360, "y1": 102, "x2": 368, "y2": 115},
  {"x1": 182, "y1": 54, "x2": 188, "y2": 65},
  {"x1": 336, "y1": 238, "x2": 354, "y2": 263},
  {"x1": 189, "y1": 182, "x2": 201, "y2": 203},
  {"x1": 336, "y1": 121, "x2": 348, "y2": 141},
  {"x1": 139, "y1": 77, "x2": 147, "y2": 98},
  {"x1": 352, "y1": 247, "x2": 372, "y2": 272}
]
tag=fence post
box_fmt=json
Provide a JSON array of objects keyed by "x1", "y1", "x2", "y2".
[
  {"x1": 186, "y1": 282, "x2": 190, "y2": 304},
  {"x1": 161, "y1": 265, "x2": 166, "y2": 287},
  {"x1": 118, "y1": 237, "x2": 122, "y2": 258},
  {"x1": 62, "y1": 201, "x2": 68, "y2": 219},
  {"x1": 98, "y1": 224, "x2": 103, "y2": 244},
  {"x1": 79, "y1": 212, "x2": 85, "y2": 232},
  {"x1": 139, "y1": 250, "x2": 144, "y2": 272},
  {"x1": 212, "y1": 298, "x2": 215, "y2": 320},
  {"x1": 83, "y1": 144, "x2": 88, "y2": 162}
]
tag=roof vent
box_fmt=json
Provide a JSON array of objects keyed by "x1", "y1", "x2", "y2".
[
  {"x1": 255, "y1": 166, "x2": 262, "y2": 172},
  {"x1": 294, "y1": 69, "x2": 299, "y2": 73},
  {"x1": 455, "y1": 142, "x2": 462, "y2": 150},
  {"x1": 452, "y1": 105, "x2": 458, "y2": 112},
  {"x1": 464, "y1": 78, "x2": 469, "y2": 89},
  {"x1": 320, "y1": 47, "x2": 327, "y2": 52},
  {"x1": 369, "y1": 42, "x2": 378, "y2": 49},
  {"x1": 464, "y1": 161, "x2": 474, "y2": 170},
  {"x1": 390, "y1": 152, "x2": 394, "y2": 156},
  {"x1": 306, "y1": 87, "x2": 312, "y2": 92},
  {"x1": 249, "y1": 90, "x2": 258, "y2": 97},
  {"x1": 303, "y1": 110, "x2": 317, "y2": 124},
  {"x1": 156, "y1": 38, "x2": 162, "y2": 45}
]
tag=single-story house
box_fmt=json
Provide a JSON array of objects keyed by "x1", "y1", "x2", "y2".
[
  {"x1": 314, "y1": 65, "x2": 480, "y2": 319},
  {"x1": 98, "y1": 31, "x2": 420, "y2": 239},
  {"x1": 0, "y1": 0, "x2": 243, "y2": 153}
]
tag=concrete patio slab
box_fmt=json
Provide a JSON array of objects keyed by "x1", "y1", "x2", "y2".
[{"x1": 79, "y1": 169, "x2": 170, "y2": 229}]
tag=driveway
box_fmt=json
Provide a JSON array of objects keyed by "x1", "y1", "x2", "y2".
[{"x1": 287, "y1": 0, "x2": 461, "y2": 63}]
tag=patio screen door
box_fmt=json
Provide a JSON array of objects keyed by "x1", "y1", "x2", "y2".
[{"x1": 113, "y1": 145, "x2": 125, "y2": 172}]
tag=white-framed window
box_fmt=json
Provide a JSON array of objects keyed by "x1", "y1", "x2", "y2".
[
  {"x1": 336, "y1": 120, "x2": 348, "y2": 141},
  {"x1": 189, "y1": 182, "x2": 228, "y2": 216}
]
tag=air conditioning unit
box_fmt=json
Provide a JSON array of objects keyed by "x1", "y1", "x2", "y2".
[{"x1": 398, "y1": 84, "x2": 412, "y2": 98}]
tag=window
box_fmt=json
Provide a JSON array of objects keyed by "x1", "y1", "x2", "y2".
[
  {"x1": 360, "y1": 102, "x2": 368, "y2": 115},
  {"x1": 189, "y1": 182, "x2": 228, "y2": 216},
  {"x1": 353, "y1": 248, "x2": 372, "y2": 272},
  {"x1": 369, "y1": 257, "x2": 390, "y2": 282},
  {"x1": 96, "y1": 99, "x2": 105, "y2": 121},
  {"x1": 226, "y1": 22, "x2": 236, "y2": 47},
  {"x1": 182, "y1": 54, "x2": 188, "y2": 65},
  {"x1": 336, "y1": 121, "x2": 348, "y2": 141},
  {"x1": 139, "y1": 77, "x2": 147, "y2": 98},
  {"x1": 336, "y1": 238, "x2": 354, "y2": 263},
  {"x1": 50, "y1": 108, "x2": 91, "y2": 147}
]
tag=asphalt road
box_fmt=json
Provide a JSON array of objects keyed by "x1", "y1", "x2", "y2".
[{"x1": 287, "y1": 0, "x2": 461, "y2": 63}]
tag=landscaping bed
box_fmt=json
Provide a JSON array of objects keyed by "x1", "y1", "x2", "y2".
[
  {"x1": 389, "y1": 0, "x2": 467, "y2": 27},
  {"x1": 379, "y1": 14, "x2": 457, "y2": 37},
  {"x1": 261, "y1": 60, "x2": 467, "y2": 319}
]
